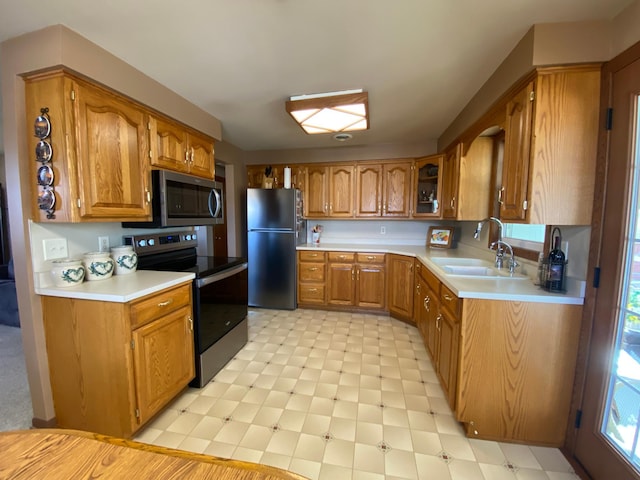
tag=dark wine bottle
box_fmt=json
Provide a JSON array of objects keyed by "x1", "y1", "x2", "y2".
[{"x1": 546, "y1": 235, "x2": 565, "y2": 292}]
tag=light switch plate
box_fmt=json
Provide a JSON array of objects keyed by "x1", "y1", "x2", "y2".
[{"x1": 43, "y1": 238, "x2": 68, "y2": 261}]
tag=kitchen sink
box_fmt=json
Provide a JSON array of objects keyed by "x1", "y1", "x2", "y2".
[
  {"x1": 429, "y1": 257, "x2": 493, "y2": 267},
  {"x1": 429, "y1": 258, "x2": 528, "y2": 279}
]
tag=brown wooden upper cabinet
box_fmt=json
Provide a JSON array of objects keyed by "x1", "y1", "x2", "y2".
[
  {"x1": 413, "y1": 154, "x2": 443, "y2": 218},
  {"x1": 356, "y1": 161, "x2": 413, "y2": 218},
  {"x1": 441, "y1": 139, "x2": 493, "y2": 221},
  {"x1": 305, "y1": 164, "x2": 354, "y2": 218},
  {"x1": 499, "y1": 66, "x2": 600, "y2": 224},
  {"x1": 149, "y1": 116, "x2": 215, "y2": 180},
  {"x1": 25, "y1": 70, "x2": 152, "y2": 222}
]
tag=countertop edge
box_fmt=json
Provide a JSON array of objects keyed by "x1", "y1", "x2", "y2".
[
  {"x1": 297, "y1": 243, "x2": 585, "y2": 305},
  {"x1": 36, "y1": 271, "x2": 195, "y2": 303}
]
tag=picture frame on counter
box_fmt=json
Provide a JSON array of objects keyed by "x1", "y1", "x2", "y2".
[{"x1": 427, "y1": 226, "x2": 454, "y2": 249}]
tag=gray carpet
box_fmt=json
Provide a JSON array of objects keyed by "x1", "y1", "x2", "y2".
[{"x1": 0, "y1": 324, "x2": 33, "y2": 431}]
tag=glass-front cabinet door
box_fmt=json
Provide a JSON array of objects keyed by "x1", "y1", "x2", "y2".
[{"x1": 413, "y1": 154, "x2": 443, "y2": 218}]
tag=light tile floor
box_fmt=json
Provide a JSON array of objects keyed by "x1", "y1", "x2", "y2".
[{"x1": 134, "y1": 308, "x2": 580, "y2": 480}]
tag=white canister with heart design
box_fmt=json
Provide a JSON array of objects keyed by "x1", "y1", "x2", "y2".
[
  {"x1": 83, "y1": 251, "x2": 115, "y2": 281},
  {"x1": 110, "y1": 245, "x2": 138, "y2": 275},
  {"x1": 50, "y1": 258, "x2": 85, "y2": 287}
]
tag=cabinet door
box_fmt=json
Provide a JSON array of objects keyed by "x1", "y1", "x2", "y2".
[
  {"x1": 305, "y1": 165, "x2": 329, "y2": 217},
  {"x1": 247, "y1": 165, "x2": 265, "y2": 188},
  {"x1": 437, "y1": 307, "x2": 459, "y2": 410},
  {"x1": 327, "y1": 263, "x2": 355, "y2": 306},
  {"x1": 413, "y1": 155, "x2": 443, "y2": 218},
  {"x1": 425, "y1": 286, "x2": 439, "y2": 361},
  {"x1": 187, "y1": 130, "x2": 215, "y2": 179},
  {"x1": 329, "y1": 165, "x2": 355, "y2": 217},
  {"x1": 414, "y1": 276, "x2": 429, "y2": 342},
  {"x1": 500, "y1": 81, "x2": 534, "y2": 221},
  {"x1": 150, "y1": 116, "x2": 189, "y2": 173},
  {"x1": 383, "y1": 162, "x2": 412, "y2": 217},
  {"x1": 441, "y1": 144, "x2": 460, "y2": 219},
  {"x1": 355, "y1": 164, "x2": 383, "y2": 217},
  {"x1": 291, "y1": 165, "x2": 306, "y2": 192},
  {"x1": 356, "y1": 264, "x2": 386, "y2": 310},
  {"x1": 132, "y1": 306, "x2": 195, "y2": 424},
  {"x1": 387, "y1": 254, "x2": 414, "y2": 321},
  {"x1": 73, "y1": 82, "x2": 151, "y2": 219}
]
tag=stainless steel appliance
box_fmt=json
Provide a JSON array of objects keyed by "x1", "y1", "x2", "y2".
[
  {"x1": 123, "y1": 170, "x2": 223, "y2": 228},
  {"x1": 124, "y1": 231, "x2": 247, "y2": 387},
  {"x1": 247, "y1": 188, "x2": 305, "y2": 309}
]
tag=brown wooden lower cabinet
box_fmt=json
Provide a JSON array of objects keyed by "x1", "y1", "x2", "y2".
[
  {"x1": 414, "y1": 258, "x2": 580, "y2": 446},
  {"x1": 456, "y1": 299, "x2": 582, "y2": 446},
  {"x1": 298, "y1": 250, "x2": 385, "y2": 311},
  {"x1": 297, "y1": 250, "x2": 327, "y2": 305},
  {"x1": 41, "y1": 282, "x2": 195, "y2": 438},
  {"x1": 387, "y1": 254, "x2": 414, "y2": 322},
  {"x1": 414, "y1": 261, "x2": 459, "y2": 410}
]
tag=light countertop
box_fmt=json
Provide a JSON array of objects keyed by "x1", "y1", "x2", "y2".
[
  {"x1": 36, "y1": 271, "x2": 195, "y2": 303},
  {"x1": 298, "y1": 242, "x2": 585, "y2": 305}
]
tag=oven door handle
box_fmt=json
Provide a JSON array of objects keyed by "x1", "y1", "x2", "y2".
[{"x1": 196, "y1": 262, "x2": 248, "y2": 288}]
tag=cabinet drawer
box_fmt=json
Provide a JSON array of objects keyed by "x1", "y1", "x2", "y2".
[
  {"x1": 130, "y1": 283, "x2": 191, "y2": 329},
  {"x1": 328, "y1": 252, "x2": 355, "y2": 262},
  {"x1": 299, "y1": 262, "x2": 325, "y2": 282},
  {"x1": 299, "y1": 284, "x2": 326, "y2": 304},
  {"x1": 440, "y1": 284, "x2": 460, "y2": 319},
  {"x1": 356, "y1": 253, "x2": 385, "y2": 264},
  {"x1": 420, "y1": 262, "x2": 441, "y2": 294},
  {"x1": 299, "y1": 250, "x2": 326, "y2": 262}
]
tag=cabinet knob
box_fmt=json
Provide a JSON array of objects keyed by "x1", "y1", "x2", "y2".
[{"x1": 436, "y1": 314, "x2": 442, "y2": 330}]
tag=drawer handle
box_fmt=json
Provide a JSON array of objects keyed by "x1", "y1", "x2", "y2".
[
  {"x1": 308, "y1": 288, "x2": 318, "y2": 292},
  {"x1": 338, "y1": 255, "x2": 346, "y2": 260},
  {"x1": 443, "y1": 294, "x2": 453, "y2": 302},
  {"x1": 158, "y1": 299, "x2": 174, "y2": 307},
  {"x1": 309, "y1": 267, "x2": 318, "y2": 271},
  {"x1": 366, "y1": 256, "x2": 374, "y2": 260}
]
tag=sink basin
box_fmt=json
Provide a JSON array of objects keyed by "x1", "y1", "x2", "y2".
[
  {"x1": 429, "y1": 257, "x2": 493, "y2": 267},
  {"x1": 442, "y1": 265, "x2": 496, "y2": 276},
  {"x1": 430, "y1": 258, "x2": 528, "y2": 279}
]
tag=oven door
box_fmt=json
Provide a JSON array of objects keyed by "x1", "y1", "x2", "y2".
[{"x1": 194, "y1": 262, "x2": 248, "y2": 354}]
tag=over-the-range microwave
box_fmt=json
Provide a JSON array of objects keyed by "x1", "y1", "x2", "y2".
[{"x1": 123, "y1": 170, "x2": 223, "y2": 228}]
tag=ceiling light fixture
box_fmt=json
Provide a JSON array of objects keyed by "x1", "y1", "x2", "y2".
[{"x1": 286, "y1": 89, "x2": 369, "y2": 135}]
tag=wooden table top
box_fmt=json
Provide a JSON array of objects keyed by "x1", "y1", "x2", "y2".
[{"x1": 0, "y1": 429, "x2": 309, "y2": 480}]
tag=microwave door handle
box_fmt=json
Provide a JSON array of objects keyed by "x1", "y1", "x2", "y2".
[{"x1": 208, "y1": 189, "x2": 221, "y2": 218}]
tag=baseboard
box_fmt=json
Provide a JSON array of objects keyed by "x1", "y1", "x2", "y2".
[{"x1": 32, "y1": 416, "x2": 57, "y2": 429}]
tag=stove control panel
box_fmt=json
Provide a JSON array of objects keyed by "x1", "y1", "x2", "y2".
[{"x1": 123, "y1": 231, "x2": 198, "y2": 256}]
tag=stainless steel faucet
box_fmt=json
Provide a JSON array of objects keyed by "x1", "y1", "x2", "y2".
[
  {"x1": 474, "y1": 217, "x2": 518, "y2": 273},
  {"x1": 473, "y1": 216, "x2": 504, "y2": 241},
  {"x1": 490, "y1": 239, "x2": 519, "y2": 273}
]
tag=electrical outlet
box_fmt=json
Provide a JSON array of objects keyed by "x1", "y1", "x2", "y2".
[
  {"x1": 380, "y1": 226, "x2": 386, "y2": 235},
  {"x1": 43, "y1": 238, "x2": 68, "y2": 261},
  {"x1": 98, "y1": 236, "x2": 110, "y2": 252}
]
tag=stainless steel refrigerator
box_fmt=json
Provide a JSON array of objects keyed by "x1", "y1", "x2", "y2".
[{"x1": 247, "y1": 188, "x2": 305, "y2": 309}]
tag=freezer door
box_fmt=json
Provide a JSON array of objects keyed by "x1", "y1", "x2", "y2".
[
  {"x1": 248, "y1": 230, "x2": 297, "y2": 309},
  {"x1": 247, "y1": 188, "x2": 297, "y2": 230}
]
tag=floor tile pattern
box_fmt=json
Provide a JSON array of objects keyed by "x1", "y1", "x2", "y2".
[{"x1": 135, "y1": 308, "x2": 580, "y2": 480}]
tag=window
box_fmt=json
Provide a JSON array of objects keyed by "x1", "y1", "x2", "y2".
[{"x1": 503, "y1": 223, "x2": 545, "y2": 252}]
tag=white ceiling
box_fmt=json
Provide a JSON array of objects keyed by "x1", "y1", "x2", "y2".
[{"x1": 0, "y1": 0, "x2": 633, "y2": 153}]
